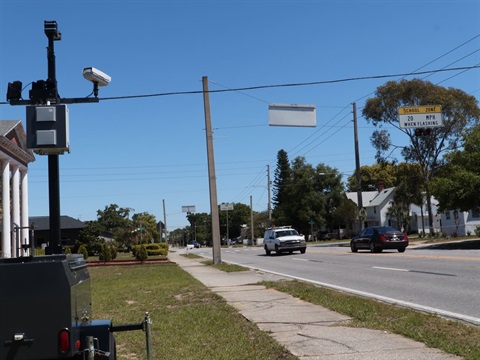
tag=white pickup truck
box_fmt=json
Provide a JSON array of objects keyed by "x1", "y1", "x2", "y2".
[{"x1": 263, "y1": 226, "x2": 306, "y2": 255}]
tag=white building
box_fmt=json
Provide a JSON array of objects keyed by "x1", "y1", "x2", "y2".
[{"x1": 0, "y1": 120, "x2": 35, "y2": 258}]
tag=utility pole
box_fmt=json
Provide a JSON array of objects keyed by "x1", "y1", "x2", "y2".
[
  {"x1": 267, "y1": 165, "x2": 272, "y2": 226},
  {"x1": 162, "y1": 199, "x2": 167, "y2": 242},
  {"x1": 202, "y1": 76, "x2": 221, "y2": 264},
  {"x1": 250, "y1": 195, "x2": 254, "y2": 244},
  {"x1": 353, "y1": 102, "x2": 364, "y2": 230}
]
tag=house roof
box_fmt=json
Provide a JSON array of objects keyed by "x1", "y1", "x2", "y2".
[
  {"x1": 346, "y1": 191, "x2": 378, "y2": 206},
  {"x1": 346, "y1": 188, "x2": 396, "y2": 208},
  {"x1": 368, "y1": 187, "x2": 395, "y2": 207},
  {"x1": 0, "y1": 120, "x2": 35, "y2": 166},
  {"x1": 29, "y1": 216, "x2": 85, "y2": 231}
]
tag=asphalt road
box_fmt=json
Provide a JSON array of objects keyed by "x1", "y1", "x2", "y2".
[{"x1": 192, "y1": 242, "x2": 480, "y2": 326}]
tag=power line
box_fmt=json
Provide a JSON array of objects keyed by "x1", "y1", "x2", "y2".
[
  {"x1": 101, "y1": 65, "x2": 480, "y2": 101},
  {"x1": 3, "y1": 64, "x2": 471, "y2": 105}
]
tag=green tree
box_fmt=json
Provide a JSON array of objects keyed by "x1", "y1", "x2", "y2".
[
  {"x1": 96, "y1": 204, "x2": 134, "y2": 248},
  {"x1": 186, "y1": 212, "x2": 211, "y2": 246},
  {"x1": 362, "y1": 79, "x2": 480, "y2": 233},
  {"x1": 132, "y1": 212, "x2": 159, "y2": 244},
  {"x1": 97, "y1": 204, "x2": 132, "y2": 230},
  {"x1": 346, "y1": 163, "x2": 397, "y2": 192},
  {"x1": 280, "y1": 157, "x2": 322, "y2": 236},
  {"x1": 333, "y1": 197, "x2": 358, "y2": 236},
  {"x1": 219, "y1": 203, "x2": 251, "y2": 241},
  {"x1": 314, "y1": 164, "x2": 345, "y2": 233},
  {"x1": 272, "y1": 149, "x2": 291, "y2": 225},
  {"x1": 77, "y1": 220, "x2": 104, "y2": 255},
  {"x1": 431, "y1": 126, "x2": 480, "y2": 211}
]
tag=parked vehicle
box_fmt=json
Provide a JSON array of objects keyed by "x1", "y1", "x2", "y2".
[
  {"x1": 263, "y1": 226, "x2": 306, "y2": 255},
  {"x1": 351, "y1": 226, "x2": 409, "y2": 253},
  {"x1": 316, "y1": 230, "x2": 331, "y2": 240}
]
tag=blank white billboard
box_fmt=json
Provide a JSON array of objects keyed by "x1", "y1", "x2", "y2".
[{"x1": 268, "y1": 104, "x2": 316, "y2": 127}]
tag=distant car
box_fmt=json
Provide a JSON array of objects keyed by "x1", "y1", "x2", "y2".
[
  {"x1": 317, "y1": 230, "x2": 331, "y2": 240},
  {"x1": 186, "y1": 241, "x2": 200, "y2": 250},
  {"x1": 351, "y1": 226, "x2": 408, "y2": 253}
]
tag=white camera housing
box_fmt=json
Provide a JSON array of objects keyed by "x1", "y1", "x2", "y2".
[{"x1": 82, "y1": 67, "x2": 111, "y2": 87}]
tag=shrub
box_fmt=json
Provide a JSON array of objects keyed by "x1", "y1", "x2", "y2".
[
  {"x1": 135, "y1": 245, "x2": 148, "y2": 261},
  {"x1": 144, "y1": 243, "x2": 168, "y2": 256},
  {"x1": 78, "y1": 245, "x2": 88, "y2": 260},
  {"x1": 64, "y1": 246, "x2": 72, "y2": 254},
  {"x1": 99, "y1": 243, "x2": 112, "y2": 262},
  {"x1": 475, "y1": 226, "x2": 480, "y2": 237},
  {"x1": 110, "y1": 244, "x2": 118, "y2": 260}
]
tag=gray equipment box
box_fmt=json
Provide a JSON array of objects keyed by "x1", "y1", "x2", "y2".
[{"x1": 0, "y1": 255, "x2": 113, "y2": 360}]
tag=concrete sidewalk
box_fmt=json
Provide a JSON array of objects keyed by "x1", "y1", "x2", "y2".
[{"x1": 169, "y1": 250, "x2": 461, "y2": 360}]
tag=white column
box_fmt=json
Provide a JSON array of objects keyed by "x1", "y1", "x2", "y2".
[
  {"x1": 20, "y1": 170, "x2": 29, "y2": 256},
  {"x1": 2, "y1": 160, "x2": 11, "y2": 258},
  {"x1": 11, "y1": 165, "x2": 20, "y2": 258}
]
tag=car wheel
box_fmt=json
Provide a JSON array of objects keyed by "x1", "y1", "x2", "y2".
[
  {"x1": 369, "y1": 242, "x2": 380, "y2": 253},
  {"x1": 398, "y1": 247, "x2": 406, "y2": 253},
  {"x1": 300, "y1": 248, "x2": 306, "y2": 254},
  {"x1": 264, "y1": 246, "x2": 271, "y2": 255},
  {"x1": 351, "y1": 242, "x2": 358, "y2": 253},
  {"x1": 275, "y1": 244, "x2": 282, "y2": 254}
]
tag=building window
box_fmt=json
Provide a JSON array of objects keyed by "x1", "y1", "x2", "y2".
[{"x1": 445, "y1": 211, "x2": 451, "y2": 220}]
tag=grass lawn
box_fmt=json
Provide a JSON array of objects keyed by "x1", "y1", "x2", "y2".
[
  {"x1": 89, "y1": 263, "x2": 296, "y2": 360},
  {"x1": 261, "y1": 280, "x2": 480, "y2": 360}
]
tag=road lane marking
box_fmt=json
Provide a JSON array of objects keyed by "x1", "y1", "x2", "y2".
[
  {"x1": 245, "y1": 264, "x2": 480, "y2": 327},
  {"x1": 197, "y1": 254, "x2": 478, "y2": 325},
  {"x1": 373, "y1": 266, "x2": 408, "y2": 272},
  {"x1": 306, "y1": 247, "x2": 480, "y2": 261},
  {"x1": 373, "y1": 266, "x2": 456, "y2": 277}
]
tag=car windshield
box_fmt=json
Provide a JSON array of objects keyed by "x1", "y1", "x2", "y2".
[{"x1": 276, "y1": 229, "x2": 298, "y2": 237}]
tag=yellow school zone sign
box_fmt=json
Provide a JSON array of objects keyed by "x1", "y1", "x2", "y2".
[{"x1": 398, "y1": 105, "x2": 443, "y2": 129}]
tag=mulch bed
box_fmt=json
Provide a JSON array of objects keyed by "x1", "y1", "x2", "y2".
[{"x1": 87, "y1": 258, "x2": 170, "y2": 266}]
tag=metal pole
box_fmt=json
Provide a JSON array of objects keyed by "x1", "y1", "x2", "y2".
[
  {"x1": 144, "y1": 312, "x2": 153, "y2": 360},
  {"x1": 47, "y1": 154, "x2": 62, "y2": 254},
  {"x1": 45, "y1": 23, "x2": 62, "y2": 255},
  {"x1": 202, "y1": 76, "x2": 221, "y2": 264}
]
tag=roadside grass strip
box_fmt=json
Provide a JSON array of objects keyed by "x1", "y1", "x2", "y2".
[
  {"x1": 261, "y1": 279, "x2": 480, "y2": 360},
  {"x1": 89, "y1": 263, "x2": 296, "y2": 360}
]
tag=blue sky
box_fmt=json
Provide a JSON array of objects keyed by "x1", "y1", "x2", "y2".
[{"x1": 0, "y1": 0, "x2": 479, "y2": 231}]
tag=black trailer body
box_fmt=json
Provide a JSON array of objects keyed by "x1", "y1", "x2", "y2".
[{"x1": 0, "y1": 254, "x2": 115, "y2": 360}]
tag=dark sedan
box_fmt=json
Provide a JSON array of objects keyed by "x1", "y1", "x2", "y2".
[{"x1": 351, "y1": 226, "x2": 408, "y2": 253}]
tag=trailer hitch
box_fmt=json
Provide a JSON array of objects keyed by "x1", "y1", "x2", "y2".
[{"x1": 110, "y1": 312, "x2": 153, "y2": 360}]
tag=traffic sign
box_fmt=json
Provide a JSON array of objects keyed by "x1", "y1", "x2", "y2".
[
  {"x1": 398, "y1": 105, "x2": 443, "y2": 129},
  {"x1": 358, "y1": 208, "x2": 367, "y2": 220}
]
